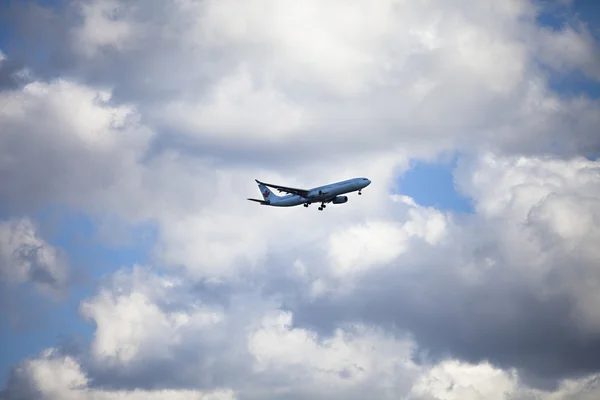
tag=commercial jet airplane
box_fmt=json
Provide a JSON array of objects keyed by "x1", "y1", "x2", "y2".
[{"x1": 247, "y1": 177, "x2": 371, "y2": 210}]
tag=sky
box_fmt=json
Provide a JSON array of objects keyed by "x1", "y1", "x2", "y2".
[{"x1": 1, "y1": 0, "x2": 600, "y2": 399}]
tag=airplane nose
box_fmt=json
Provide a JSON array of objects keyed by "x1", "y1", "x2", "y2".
[{"x1": 365, "y1": 179, "x2": 371, "y2": 186}]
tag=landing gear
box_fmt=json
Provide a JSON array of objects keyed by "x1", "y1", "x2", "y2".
[
  {"x1": 358, "y1": 190, "x2": 362, "y2": 195},
  {"x1": 318, "y1": 203, "x2": 326, "y2": 211},
  {"x1": 304, "y1": 203, "x2": 309, "y2": 207}
]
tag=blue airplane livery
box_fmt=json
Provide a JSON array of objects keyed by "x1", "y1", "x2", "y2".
[{"x1": 247, "y1": 177, "x2": 371, "y2": 211}]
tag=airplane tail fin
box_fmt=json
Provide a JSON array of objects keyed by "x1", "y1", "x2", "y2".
[{"x1": 256, "y1": 180, "x2": 279, "y2": 201}]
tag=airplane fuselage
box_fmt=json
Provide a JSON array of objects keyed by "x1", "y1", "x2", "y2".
[{"x1": 261, "y1": 177, "x2": 371, "y2": 207}]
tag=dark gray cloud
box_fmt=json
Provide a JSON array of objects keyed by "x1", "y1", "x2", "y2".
[
  {"x1": 0, "y1": 58, "x2": 30, "y2": 91},
  {"x1": 0, "y1": 218, "x2": 69, "y2": 297},
  {"x1": 289, "y1": 256, "x2": 600, "y2": 390}
]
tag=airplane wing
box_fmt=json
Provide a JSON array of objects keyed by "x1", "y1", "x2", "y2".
[{"x1": 255, "y1": 179, "x2": 310, "y2": 197}]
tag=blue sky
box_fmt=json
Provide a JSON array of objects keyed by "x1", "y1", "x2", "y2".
[
  {"x1": 0, "y1": 0, "x2": 599, "y2": 393},
  {"x1": 397, "y1": 153, "x2": 474, "y2": 213}
]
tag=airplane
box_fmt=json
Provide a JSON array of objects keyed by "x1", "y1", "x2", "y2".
[{"x1": 247, "y1": 177, "x2": 371, "y2": 210}]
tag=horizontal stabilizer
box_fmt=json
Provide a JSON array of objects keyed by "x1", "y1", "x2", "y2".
[{"x1": 247, "y1": 198, "x2": 269, "y2": 205}]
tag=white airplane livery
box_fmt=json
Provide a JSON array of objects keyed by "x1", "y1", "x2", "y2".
[{"x1": 247, "y1": 177, "x2": 371, "y2": 210}]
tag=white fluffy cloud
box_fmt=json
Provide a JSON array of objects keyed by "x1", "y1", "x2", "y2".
[
  {"x1": 1, "y1": 348, "x2": 235, "y2": 400},
  {"x1": 247, "y1": 311, "x2": 421, "y2": 399},
  {"x1": 408, "y1": 360, "x2": 600, "y2": 400},
  {"x1": 79, "y1": 266, "x2": 225, "y2": 366},
  {"x1": 456, "y1": 154, "x2": 600, "y2": 336},
  {"x1": 11, "y1": 0, "x2": 597, "y2": 158},
  {"x1": 0, "y1": 79, "x2": 152, "y2": 216},
  {"x1": 409, "y1": 361, "x2": 520, "y2": 400},
  {"x1": 327, "y1": 200, "x2": 449, "y2": 280}
]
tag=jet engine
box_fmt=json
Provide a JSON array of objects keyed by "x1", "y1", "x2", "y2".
[{"x1": 332, "y1": 196, "x2": 348, "y2": 204}]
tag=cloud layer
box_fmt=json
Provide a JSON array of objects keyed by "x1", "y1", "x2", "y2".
[
  {"x1": 0, "y1": 218, "x2": 68, "y2": 298},
  {"x1": 1, "y1": 0, "x2": 600, "y2": 399}
]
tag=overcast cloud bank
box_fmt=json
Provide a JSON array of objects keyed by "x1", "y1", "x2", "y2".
[{"x1": 1, "y1": 0, "x2": 600, "y2": 399}]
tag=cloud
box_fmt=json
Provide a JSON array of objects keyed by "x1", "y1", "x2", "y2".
[
  {"x1": 406, "y1": 360, "x2": 600, "y2": 400},
  {"x1": 6, "y1": 0, "x2": 600, "y2": 162},
  {"x1": 533, "y1": 19, "x2": 600, "y2": 81},
  {"x1": 157, "y1": 65, "x2": 305, "y2": 141},
  {"x1": 79, "y1": 266, "x2": 226, "y2": 367},
  {"x1": 0, "y1": 218, "x2": 68, "y2": 298},
  {"x1": 408, "y1": 361, "x2": 520, "y2": 400},
  {"x1": 0, "y1": 50, "x2": 31, "y2": 90},
  {"x1": 74, "y1": 265, "x2": 264, "y2": 391},
  {"x1": 3, "y1": 265, "x2": 600, "y2": 400},
  {"x1": 11, "y1": 264, "x2": 420, "y2": 398},
  {"x1": 292, "y1": 153, "x2": 600, "y2": 388},
  {"x1": 0, "y1": 78, "x2": 153, "y2": 216},
  {"x1": 1, "y1": 0, "x2": 598, "y2": 221},
  {"x1": 0, "y1": 76, "x2": 222, "y2": 225},
  {"x1": 2, "y1": 0, "x2": 600, "y2": 398},
  {"x1": 0, "y1": 348, "x2": 236, "y2": 400},
  {"x1": 71, "y1": 0, "x2": 140, "y2": 58},
  {"x1": 246, "y1": 310, "x2": 420, "y2": 399}
]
